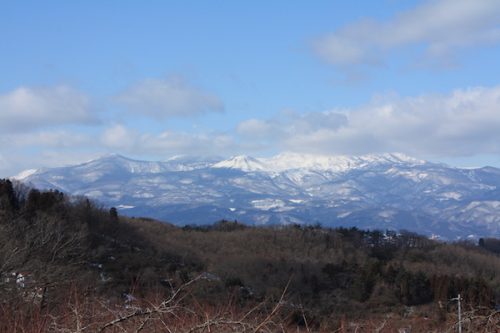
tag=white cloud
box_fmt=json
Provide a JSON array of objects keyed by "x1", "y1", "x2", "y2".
[
  {"x1": 237, "y1": 119, "x2": 276, "y2": 139},
  {"x1": 0, "y1": 129, "x2": 98, "y2": 175},
  {"x1": 101, "y1": 124, "x2": 137, "y2": 149},
  {"x1": 100, "y1": 124, "x2": 236, "y2": 157},
  {"x1": 235, "y1": 86, "x2": 500, "y2": 157},
  {"x1": 27, "y1": 131, "x2": 90, "y2": 147},
  {"x1": 0, "y1": 131, "x2": 98, "y2": 177},
  {"x1": 116, "y1": 76, "x2": 224, "y2": 118},
  {"x1": 142, "y1": 130, "x2": 235, "y2": 155},
  {"x1": 0, "y1": 153, "x2": 6, "y2": 170},
  {"x1": 0, "y1": 85, "x2": 95, "y2": 132},
  {"x1": 314, "y1": 0, "x2": 500, "y2": 68}
]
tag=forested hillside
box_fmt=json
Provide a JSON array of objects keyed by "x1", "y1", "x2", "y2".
[{"x1": 1, "y1": 179, "x2": 500, "y2": 332}]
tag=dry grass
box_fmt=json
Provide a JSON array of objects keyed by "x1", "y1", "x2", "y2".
[{"x1": 1, "y1": 276, "x2": 499, "y2": 333}]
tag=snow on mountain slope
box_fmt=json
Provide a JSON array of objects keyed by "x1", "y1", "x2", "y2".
[
  {"x1": 13, "y1": 169, "x2": 39, "y2": 181},
  {"x1": 13, "y1": 153, "x2": 500, "y2": 239},
  {"x1": 263, "y1": 152, "x2": 425, "y2": 172},
  {"x1": 212, "y1": 155, "x2": 267, "y2": 172},
  {"x1": 211, "y1": 152, "x2": 426, "y2": 173}
]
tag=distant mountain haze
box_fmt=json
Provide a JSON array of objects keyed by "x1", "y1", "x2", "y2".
[{"x1": 14, "y1": 153, "x2": 500, "y2": 239}]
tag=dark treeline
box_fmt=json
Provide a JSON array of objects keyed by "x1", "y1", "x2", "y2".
[
  {"x1": 0, "y1": 179, "x2": 198, "y2": 302},
  {"x1": 2, "y1": 179, "x2": 500, "y2": 330}
]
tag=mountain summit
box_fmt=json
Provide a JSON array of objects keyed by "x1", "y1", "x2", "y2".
[
  {"x1": 14, "y1": 153, "x2": 500, "y2": 239},
  {"x1": 212, "y1": 155, "x2": 267, "y2": 172}
]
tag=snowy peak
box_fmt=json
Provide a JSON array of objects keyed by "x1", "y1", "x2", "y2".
[
  {"x1": 367, "y1": 153, "x2": 426, "y2": 165},
  {"x1": 80, "y1": 154, "x2": 167, "y2": 174},
  {"x1": 263, "y1": 153, "x2": 359, "y2": 172},
  {"x1": 212, "y1": 155, "x2": 266, "y2": 172},
  {"x1": 165, "y1": 155, "x2": 221, "y2": 171},
  {"x1": 78, "y1": 154, "x2": 215, "y2": 174},
  {"x1": 259, "y1": 152, "x2": 427, "y2": 172},
  {"x1": 211, "y1": 152, "x2": 428, "y2": 173},
  {"x1": 13, "y1": 169, "x2": 39, "y2": 181}
]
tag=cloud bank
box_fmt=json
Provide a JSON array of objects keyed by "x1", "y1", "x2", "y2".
[
  {"x1": 101, "y1": 85, "x2": 500, "y2": 159},
  {"x1": 236, "y1": 86, "x2": 500, "y2": 157},
  {"x1": 116, "y1": 76, "x2": 224, "y2": 119},
  {"x1": 100, "y1": 124, "x2": 235, "y2": 157},
  {"x1": 314, "y1": 0, "x2": 500, "y2": 68},
  {"x1": 0, "y1": 85, "x2": 95, "y2": 132}
]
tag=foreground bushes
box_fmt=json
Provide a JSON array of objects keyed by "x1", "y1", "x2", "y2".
[{"x1": 1, "y1": 277, "x2": 499, "y2": 333}]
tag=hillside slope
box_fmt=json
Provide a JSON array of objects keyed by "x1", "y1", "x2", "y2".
[{"x1": 2, "y1": 180, "x2": 500, "y2": 331}]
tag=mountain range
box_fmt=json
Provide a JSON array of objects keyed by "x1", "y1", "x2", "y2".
[{"x1": 13, "y1": 153, "x2": 500, "y2": 239}]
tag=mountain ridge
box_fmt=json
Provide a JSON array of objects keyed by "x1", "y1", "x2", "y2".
[{"x1": 13, "y1": 153, "x2": 500, "y2": 239}]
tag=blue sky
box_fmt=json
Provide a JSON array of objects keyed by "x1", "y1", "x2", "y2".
[{"x1": 1, "y1": 0, "x2": 500, "y2": 176}]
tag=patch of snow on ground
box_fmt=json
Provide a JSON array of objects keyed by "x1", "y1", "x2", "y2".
[
  {"x1": 378, "y1": 210, "x2": 396, "y2": 219},
  {"x1": 439, "y1": 192, "x2": 462, "y2": 200},
  {"x1": 337, "y1": 211, "x2": 352, "y2": 218},
  {"x1": 82, "y1": 172, "x2": 104, "y2": 182},
  {"x1": 85, "y1": 190, "x2": 103, "y2": 198},
  {"x1": 251, "y1": 199, "x2": 286, "y2": 210},
  {"x1": 133, "y1": 192, "x2": 155, "y2": 198},
  {"x1": 289, "y1": 199, "x2": 304, "y2": 204},
  {"x1": 117, "y1": 205, "x2": 135, "y2": 209}
]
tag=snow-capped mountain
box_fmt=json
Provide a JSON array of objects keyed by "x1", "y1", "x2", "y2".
[
  {"x1": 13, "y1": 153, "x2": 500, "y2": 239},
  {"x1": 212, "y1": 155, "x2": 267, "y2": 172}
]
